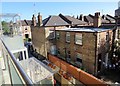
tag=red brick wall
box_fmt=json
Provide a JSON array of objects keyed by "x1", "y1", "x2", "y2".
[{"x1": 48, "y1": 54, "x2": 107, "y2": 85}]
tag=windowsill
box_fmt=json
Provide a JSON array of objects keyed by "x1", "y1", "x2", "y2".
[
  {"x1": 74, "y1": 43, "x2": 82, "y2": 46},
  {"x1": 66, "y1": 41, "x2": 70, "y2": 43}
]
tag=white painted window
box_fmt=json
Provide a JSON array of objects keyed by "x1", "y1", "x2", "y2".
[
  {"x1": 66, "y1": 32, "x2": 70, "y2": 42},
  {"x1": 49, "y1": 30, "x2": 55, "y2": 39},
  {"x1": 56, "y1": 32, "x2": 60, "y2": 39},
  {"x1": 75, "y1": 33, "x2": 82, "y2": 45}
]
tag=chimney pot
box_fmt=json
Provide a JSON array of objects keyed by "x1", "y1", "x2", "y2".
[
  {"x1": 38, "y1": 12, "x2": 42, "y2": 26},
  {"x1": 93, "y1": 12, "x2": 101, "y2": 27},
  {"x1": 32, "y1": 14, "x2": 36, "y2": 26},
  {"x1": 79, "y1": 14, "x2": 84, "y2": 21}
]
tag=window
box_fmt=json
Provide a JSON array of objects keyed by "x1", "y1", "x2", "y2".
[
  {"x1": 25, "y1": 28, "x2": 27, "y2": 30},
  {"x1": 76, "y1": 53, "x2": 82, "y2": 63},
  {"x1": 66, "y1": 50, "x2": 71, "y2": 62},
  {"x1": 49, "y1": 30, "x2": 55, "y2": 39},
  {"x1": 67, "y1": 51, "x2": 71, "y2": 58},
  {"x1": 57, "y1": 48, "x2": 60, "y2": 55},
  {"x1": 75, "y1": 53, "x2": 82, "y2": 68},
  {"x1": 75, "y1": 33, "x2": 82, "y2": 45},
  {"x1": 56, "y1": 32, "x2": 60, "y2": 39},
  {"x1": 66, "y1": 32, "x2": 70, "y2": 42},
  {"x1": 106, "y1": 32, "x2": 109, "y2": 41},
  {"x1": 118, "y1": 29, "x2": 120, "y2": 39}
]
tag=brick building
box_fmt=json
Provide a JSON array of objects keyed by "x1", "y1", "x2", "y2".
[
  {"x1": 21, "y1": 20, "x2": 32, "y2": 39},
  {"x1": 54, "y1": 28, "x2": 113, "y2": 75},
  {"x1": 31, "y1": 13, "x2": 88, "y2": 58},
  {"x1": 31, "y1": 12, "x2": 115, "y2": 75}
]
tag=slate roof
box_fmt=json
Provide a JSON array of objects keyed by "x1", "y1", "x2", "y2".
[
  {"x1": 106, "y1": 14, "x2": 115, "y2": 23},
  {"x1": 42, "y1": 14, "x2": 87, "y2": 27},
  {"x1": 42, "y1": 16, "x2": 69, "y2": 27},
  {"x1": 84, "y1": 15, "x2": 93, "y2": 23},
  {"x1": 21, "y1": 20, "x2": 32, "y2": 26},
  {"x1": 64, "y1": 16, "x2": 87, "y2": 25},
  {"x1": 84, "y1": 14, "x2": 114, "y2": 24},
  {"x1": 102, "y1": 18, "x2": 110, "y2": 23}
]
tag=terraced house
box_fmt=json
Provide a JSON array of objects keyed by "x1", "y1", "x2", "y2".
[
  {"x1": 54, "y1": 27, "x2": 113, "y2": 75},
  {"x1": 31, "y1": 12, "x2": 115, "y2": 75},
  {"x1": 31, "y1": 13, "x2": 88, "y2": 58}
]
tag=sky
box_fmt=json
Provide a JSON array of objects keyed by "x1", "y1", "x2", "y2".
[{"x1": 1, "y1": 2, "x2": 118, "y2": 20}]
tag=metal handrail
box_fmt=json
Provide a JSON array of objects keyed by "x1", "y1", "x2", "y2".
[{"x1": 1, "y1": 39, "x2": 33, "y2": 85}]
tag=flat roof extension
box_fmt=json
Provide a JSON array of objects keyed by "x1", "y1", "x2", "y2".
[{"x1": 56, "y1": 28, "x2": 112, "y2": 32}]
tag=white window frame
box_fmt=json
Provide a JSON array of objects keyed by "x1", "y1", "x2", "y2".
[
  {"x1": 75, "y1": 33, "x2": 82, "y2": 45},
  {"x1": 66, "y1": 32, "x2": 70, "y2": 43},
  {"x1": 49, "y1": 30, "x2": 55, "y2": 39},
  {"x1": 56, "y1": 31, "x2": 60, "y2": 39}
]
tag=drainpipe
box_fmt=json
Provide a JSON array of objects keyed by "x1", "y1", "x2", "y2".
[
  {"x1": 111, "y1": 17, "x2": 117, "y2": 62},
  {"x1": 93, "y1": 32, "x2": 97, "y2": 75}
]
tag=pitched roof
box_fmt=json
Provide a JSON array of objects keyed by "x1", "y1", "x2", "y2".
[
  {"x1": 42, "y1": 16, "x2": 69, "y2": 27},
  {"x1": 84, "y1": 15, "x2": 93, "y2": 23},
  {"x1": 101, "y1": 18, "x2": 110, "y2": 23},
  {"x1": 21, "y1": 20, "x2": 26, "y2": 26},
  {"x1": 64, "y1": 16, "x2": 87, "y2": 25},
  {"x1": 21, "y1": 20, "x2": 32, "y2": 26},
  {"x1": 84, "y1": 14, "x2": 112, "y2": 24},
  {"x1": 26, "y1": 20, "x2": 32, "y2": 26},
  {"x1": 106, "y1": 14, "x2": 115, "y2": 23},
  {"x1": 42, "y1": 14, "x2": 88, "y2": 27}
]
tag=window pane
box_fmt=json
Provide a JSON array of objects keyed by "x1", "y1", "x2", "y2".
[
  {"x1": 66, "y1": 32, "x2": 70, "y2": 42},
  {"x1": 76, "y1": 53, "x2": 82, "y2": 62},
  {"x1": 75, "y1": 33, "x2": 82, "y2": 45},
  {"x1": 56, "y1": 32, "x2": 60, "y2": 39}
]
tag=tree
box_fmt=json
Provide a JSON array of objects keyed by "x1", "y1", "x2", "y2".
[{"x1": 1, "y1": 21, "x2": 10, "y2": 34}]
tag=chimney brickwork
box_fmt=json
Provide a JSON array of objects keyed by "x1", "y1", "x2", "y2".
[
  {"x1": 79, "y1": 14, "x2": 84, "y2": 21},
  {"x1": 32, "y1": 14, "x2": 36, "y2": 26},
  {"x1": 93, "y1": 12, "x2": 101, "y2": 27},
  {"x1": 38, "y1": 13, "x2": 42, "y2": 26}
]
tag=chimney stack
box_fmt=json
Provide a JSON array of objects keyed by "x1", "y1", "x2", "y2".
[
  {"x1": 79, "y1": 14, "x2": 84, "y2": 21},
  {"x1": 32, "y1": 14, "x2": 36, "y2": 26},
  {"x1": 38, "y1": 13, "x2": 42, "y2": 26},
  {"x1": 93, "y1": 12, "x2": 101, "y2": 27}
]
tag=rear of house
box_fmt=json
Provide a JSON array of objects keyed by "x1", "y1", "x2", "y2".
[{"x1": 53, "y1": 28, "x2": 113, "y2": 75}]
